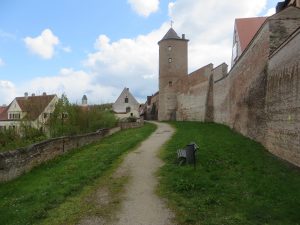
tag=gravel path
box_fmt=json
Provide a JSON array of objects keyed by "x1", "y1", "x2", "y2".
[{"x1": 112, "y1": 121, "x2": 175, "y2": 225}]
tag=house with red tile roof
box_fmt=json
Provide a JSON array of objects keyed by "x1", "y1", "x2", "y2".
[
  {"x1": 231, "y1": 17, "x2": 267, "y2": 66},
  {"x1": 0, "y1": 93, "x2": 58, "y2": 132}
]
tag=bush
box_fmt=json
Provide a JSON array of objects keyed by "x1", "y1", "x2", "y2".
[
  {"x1": 48, "y1": 94, "x2": 117, "y2": 137},
  {"x1": 0, "y1": 126, "x2": 46, "y2": 152}
]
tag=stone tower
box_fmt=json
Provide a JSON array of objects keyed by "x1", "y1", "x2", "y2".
[
  {"x1": 82, "y1": 94, "x2": 88, "y2": 106},
  {"x1": 158, "y1": 27, "x2": 189, "y2": 121}
]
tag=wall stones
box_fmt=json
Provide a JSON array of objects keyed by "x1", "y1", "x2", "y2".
[{"x1": 265, "y1": 28, "x2": 300, "y2": 167}]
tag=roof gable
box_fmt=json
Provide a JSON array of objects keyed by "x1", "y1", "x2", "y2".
[
  {"x1": 7, "y1": 99, "x2": 22, "y2": 112},
  {"x1": 114, "y1": 88, "x2": 139, "y2": 105},
  {"x1": 235, "y1": 17, "x2": 267, "y2": 52},
  {"x1": 16, "y1": 95, "x2": 56, "y2": 120}
]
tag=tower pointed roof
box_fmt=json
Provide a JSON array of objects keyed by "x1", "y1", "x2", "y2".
[
  {"x1": 158, "y1": 27, "x2": 188, "y2": 44},
  {"x1": 162, "y1": 28, "x2": 181, "y2": 40}
]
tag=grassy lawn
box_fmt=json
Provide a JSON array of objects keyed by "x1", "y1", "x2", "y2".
[
  {"x1": 158, "y1": 122, "x2": 300, "y2": 225},
  {"x1": 0, "y1": 122, "x2": 156, "y2": 225}
]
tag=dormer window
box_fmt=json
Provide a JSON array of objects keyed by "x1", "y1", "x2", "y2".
[{"x1": 125, "y1": 97, "x2": 128, "y2": 103}]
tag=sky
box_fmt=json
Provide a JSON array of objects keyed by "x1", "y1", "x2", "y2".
[{"x1": 0, "y1": 0, "x2": 278, "y2": 105}]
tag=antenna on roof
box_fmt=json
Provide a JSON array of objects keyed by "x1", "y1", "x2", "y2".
[{"x1": 170, "y1": 20, "x2": 174, "y2": 28}]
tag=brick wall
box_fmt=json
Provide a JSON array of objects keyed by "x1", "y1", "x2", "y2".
[
  {"x1": 227, "y1": 22, "x2": 269, "y2": 142},
  {"x1": 265, "y1": 28, "x2": 300, "y2": 167},
  {"x1": 0, "y1": 128, "x2": 121, "y2": 182},
  {"x1": 175, "y1": 64, "x2": 211, "y2": 121},
  {"x1": 269, "y1": 7, "x2": 300, "y2": 54},
  {"x1": 213, "y1": 77, "x2": 230, "y2": 124}
]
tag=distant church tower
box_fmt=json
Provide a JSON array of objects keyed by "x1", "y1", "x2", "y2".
[
  {"x1": 158, "y1": 27, "x2": 189, "y2": 121},
  {"x1": 82, "y1": 94, "x2": 88, "y2": 106}
]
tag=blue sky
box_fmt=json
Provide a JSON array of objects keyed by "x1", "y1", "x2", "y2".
[{"x1": 0, "y1": 0, "x2": 279, "y2": 105}]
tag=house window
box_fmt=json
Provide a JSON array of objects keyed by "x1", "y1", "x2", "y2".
[
  {"x1": 168, "y1": 58, "x2": 172, "y2": 63},
  {"x1": 125, "y1": 97, "x2": 128, "y2": 103},
  {"x1": 9, "y1": 113, "x2": 20, "y2": 120},
  {"x1": 126, "y1": 107, "x2": 131, "y2": 113},
  {"x1": 169, "y1": 81, "x2": 173, "y2": 87},
  {"x1": 168, "y1": 46, "x2": 172, "y2": 51}
]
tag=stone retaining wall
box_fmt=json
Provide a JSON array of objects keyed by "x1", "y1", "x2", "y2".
[
  {"x1": 0, "y1": 127, "x2": 121, "y2": 182},
  {"x1": 119, "y1": 121, "x2": 144, "y2": 130}
]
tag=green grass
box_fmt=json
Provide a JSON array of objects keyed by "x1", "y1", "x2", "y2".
[
  {"x1": 0, "y1": 122, "x2": 156, "y2": 225},
  {"x1": 158, "y1": 122, "x2": 300, "y2": 225}
]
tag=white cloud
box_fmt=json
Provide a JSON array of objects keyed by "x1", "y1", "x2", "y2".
[
  {"x1": 0, "y1": 30, "x2": 16, "y2": 40},
  {"x1": 168, "y1": 0, "x2": 267, "y2": 71},
  {"x1": 23, "y1": 68, "x2": 120, "y2": 104},
  {"x1": 24, "y1": 29, "x2": 59, "y2": 59},
  {"x1": 0, "y1": 69, "x2": 122, "y2": 105},
  {"x1": 83, "y1": 27, "x2": 167, "y2": 100},
  {"x1": 62, "y1": 46, "x2": 72, "y2": 53},
  {"x1": 0, "y1": 58, "x2": 4, "y2": 67},
  {"x1": 264, "y1": 7, "x2": 276, "y2": 16},
  {"x1": 0, "y1": 80, "x2": 16, "y2": 104},
  {"x1": 127, "y1": 0, "x2": 159, "y2": 17}
]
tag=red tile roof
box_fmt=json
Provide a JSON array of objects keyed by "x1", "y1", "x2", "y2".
[
  {"x1": 0, "y1": 106, "x2": 9, "y2": 121},
  {"x1": 235, "y1": 17, "x2": 267, "y2": 52},
  {"x1": 15, "y1": 95, "x2": 56, "y2": 120}
]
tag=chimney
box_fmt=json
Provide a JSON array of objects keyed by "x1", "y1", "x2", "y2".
[
  {"x1": 32, "y1": 93, "x2": 35, "y2": 97},
  {"x1": 43, "y1": 92, "x2": 47, "y2": 96},
  {"x1": 24, "y1": 92, "x2": 28, "y2": 99},
  {"x1": 182, "y1": 34, "x2": 185, "y2": 39}
]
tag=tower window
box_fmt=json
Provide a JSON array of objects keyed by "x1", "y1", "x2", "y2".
[
  {"x1": 125, "y1": 97, "x2": 128, "y2": 103},
  {"x1": 169, "y1": 81, "x2": 173, "y2": 87},
  {"x1": 168, "y1": 46, "x2": 172, "y2": 51},
  {"x1": 168, "y1": 58, "x2": 172, "y2": 63}
]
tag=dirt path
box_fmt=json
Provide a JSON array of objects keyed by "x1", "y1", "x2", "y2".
[{"x1": 111, "y1": 121, "x2": 175, "y2": 225}]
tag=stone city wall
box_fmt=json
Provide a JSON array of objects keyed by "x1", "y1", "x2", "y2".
[
  {"x1": 120, "y1": 121, "x2": 144, "y2": 130},
  {"x1": 175, "y1": 64, "x2": 211, "y2": 121},
  {"x1": 226, "y1": 21, "x2": 269, "y2": 143},
  {"x1": 170, "y1": 8, "x2": 300, "y2": 167},
  {"x1": 0, "y1": 127, "x2": 121, "y2": 182},
  {"x1": 265, "y1": 28, "x2": 300, "y2": 167},
  {"x1": 213, "y1": 77, "x2": 230, "y2": 124}
]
